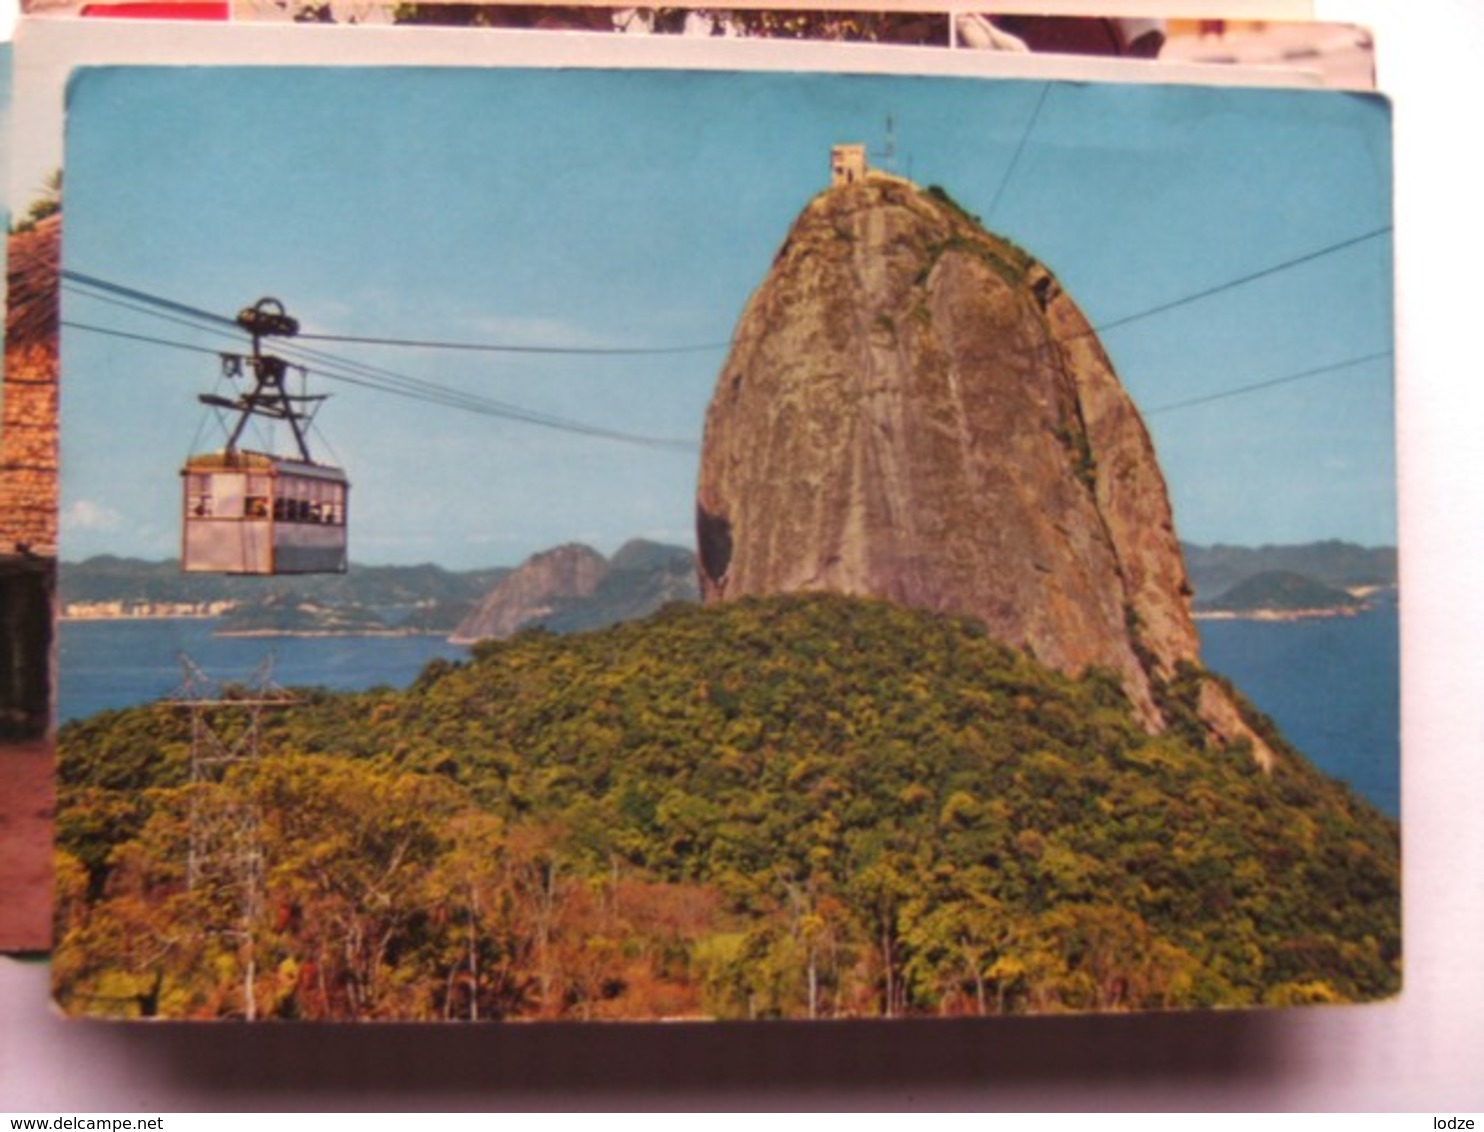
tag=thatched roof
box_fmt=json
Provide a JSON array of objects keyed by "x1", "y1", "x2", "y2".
[{"x1": 5, "y1": 215, "x2": 61, "y2": 352}]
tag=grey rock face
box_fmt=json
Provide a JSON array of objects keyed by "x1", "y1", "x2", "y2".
[{"x1": 696, "y1": 177, "x2": 1272, "y2": 764}]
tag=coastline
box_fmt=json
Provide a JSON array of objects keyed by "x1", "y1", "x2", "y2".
[
  {"x1": 61, "y1": 610, "x2": 223, "y2": 623},
  {"x1": 213, "y1": 628, "x2": 453, "y2": 639},
  {"x1": 1191, "y1": 584, "x2": 1394, "y2": 623},
  {"x1": 61, "y1": 612, "x2": 455, "y2": 639},
  {"x1": 1192, "y1": 606, "x2": 1363, "y2": 623}
]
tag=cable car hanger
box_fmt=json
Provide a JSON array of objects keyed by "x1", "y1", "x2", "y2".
[{"x1": 203, "y1": 297, "x2": 329, "y2": 466}]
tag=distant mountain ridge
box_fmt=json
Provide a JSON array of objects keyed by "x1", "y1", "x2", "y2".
[
  {"x1": 215, "y1": 594, "x2": 396, "y2": 637},
  {"x1": 60, "y1": 542, "x2": 700, "y2": 640},
  {"x1": 60, "y1": 538, "x2": 1394, "y2": 633},
  {"x1": 450, "y1": 539, "x2": 699, "y2": 643},
  {"x1": 1183, "y1": 540, "x2": 1396, "y2": 601}
]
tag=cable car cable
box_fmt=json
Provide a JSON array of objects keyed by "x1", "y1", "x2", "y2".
[
  {"x1": 62, "y1": 267, "x2": 730, "y2": 359},
  {"x1": 1091, "y1": 226, "x2": 1393, "y2": 338},
  {"x1": 60, "y1": 270, "x2": 240, "y2": 331},
  {"x1": 1143, "y1": 349, "x2": 1392, "y2": 416},
  {"x1": 276, "y1": 339, "x2": 656, "y2": 433},
  {"x1": 63, "y1": 276, "x2": 693, "y2": 443},
  {"x1": 64, "y1": 311, "x2": 1385, "y2": 432},
  {"x1": 61, "y1": 282, "x2": 247, "y2": 347},
  {"x1": 986, "y1": 81, "x2": 1051, "y2": 224},
  {"x1": 295, "y1": 330, "x2": 732, "y2": 356},
  {"x1": 61, "y1": 318, "x2": 698, "y2": 451},
  {"x1": 59, "y1": 319, "x2": 238, "y2": 360},
  {"x1": 240, "y1": 322, "x2": 701, "y2": 448},
  {"x1": 307, "y1": 418, "x2": 345, "y2": 472},
  {"x1": 300, "y1": 357, "x2": 697, "y2": 451},
  {"x1": 267, "y1": 336, "x2": 701, "y2": 447},
  {"x1": 64, "y1": 231, "x2": 1391, "y2": 384},
  {"x1": 58, "y1": 308, "x2": 1382, "y2": 434},
  {"x1": 62, "y1": 241, "x2": 1392, "y2": 431}
]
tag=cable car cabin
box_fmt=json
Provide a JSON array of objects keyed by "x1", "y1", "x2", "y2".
[{"x1": 182, "y1": 451, "x2": 348, "y2": 575}]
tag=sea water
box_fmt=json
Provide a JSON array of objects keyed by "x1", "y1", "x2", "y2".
[
  {"x1": 1197, "y1": 591, "x2": 1399, "y2": 817},
  {"x1": 57, "y1": 619, "x2": 470, "y2": 722}
]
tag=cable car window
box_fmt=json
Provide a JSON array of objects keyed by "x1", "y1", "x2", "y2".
[
  {"x1": 186, "y1": 473, "x2": 213, "y2": 518},
  {"x1": 211, "y1": 474, "x2": 246, "y2": 520}
]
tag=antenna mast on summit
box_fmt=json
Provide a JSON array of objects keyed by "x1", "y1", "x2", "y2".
[{"x1": 875, "y1": 115, "x2": 898, "y2": 173}]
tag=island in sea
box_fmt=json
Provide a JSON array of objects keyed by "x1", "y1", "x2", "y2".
[{"x1": 1184, "y1": 541, "x2": 1396, "y2": 622}]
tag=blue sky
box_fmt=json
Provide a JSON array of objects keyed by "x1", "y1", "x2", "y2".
[{"x1": 57, "y1": 66, "x2": 1394, "y2": 568}]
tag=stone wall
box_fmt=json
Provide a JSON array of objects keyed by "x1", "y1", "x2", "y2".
[
  {"x1": 1, "y1": 216, "x2": 60, "y2": 738},
  {"x1": 2, "y1": 216, "x2": 61, "y2": 557}
]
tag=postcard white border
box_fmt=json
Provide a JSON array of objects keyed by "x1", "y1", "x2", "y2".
[
  {"x1": 8, "y1": 15, "x2": 1338, "y2": 212},
  {"x1": 2, "y1": 0, "x2": 1483, "y2": 1112}
]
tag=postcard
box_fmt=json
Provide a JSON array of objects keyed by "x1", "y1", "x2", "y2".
[
  {"x1": 12, "y1": 2, "x2": 1373, "y2": 90},
  {"x1": 0, "y1": 10, "x2": 1375, "y2": 957},
  {"x1": 19, "y1": 54, "x2": 1398, "y2": 1020}
]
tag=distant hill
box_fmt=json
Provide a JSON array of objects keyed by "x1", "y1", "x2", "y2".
[
  {"x1": 1197, "y1": 570, "x2": 1366, "y2": 617},
  {"x1": 61, "y1": 539, "x2": 1396, "y2": 633},
  {"x1": 451, "y1": 539, "x2": 699, "y2": 643},
  {"x1": 1183, "y1": 541, "x2": 1395, "y2": 603},
  {"x1": 215, "y1": 593, "x2": 397, "y2": 636},
  {"x1": 534, "y1": 539, "x2": 700, "y2": 634}
]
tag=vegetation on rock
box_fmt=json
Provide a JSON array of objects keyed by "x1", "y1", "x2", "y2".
[{"x1": 54, "y1": 593, "x2": 1400, "y2": 1020}]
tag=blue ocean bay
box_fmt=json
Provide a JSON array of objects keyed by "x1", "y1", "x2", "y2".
[
  {"x1": 57, "y1": 619, "x2": 470, "y2": 722},
  {"x1": 1196, "y1": 592, "x2": 1399, "y2": 817}
]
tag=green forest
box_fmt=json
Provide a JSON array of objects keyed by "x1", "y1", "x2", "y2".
[{"x1": 53, "y1": 593, "x2": 1400, "y2": 1020}]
